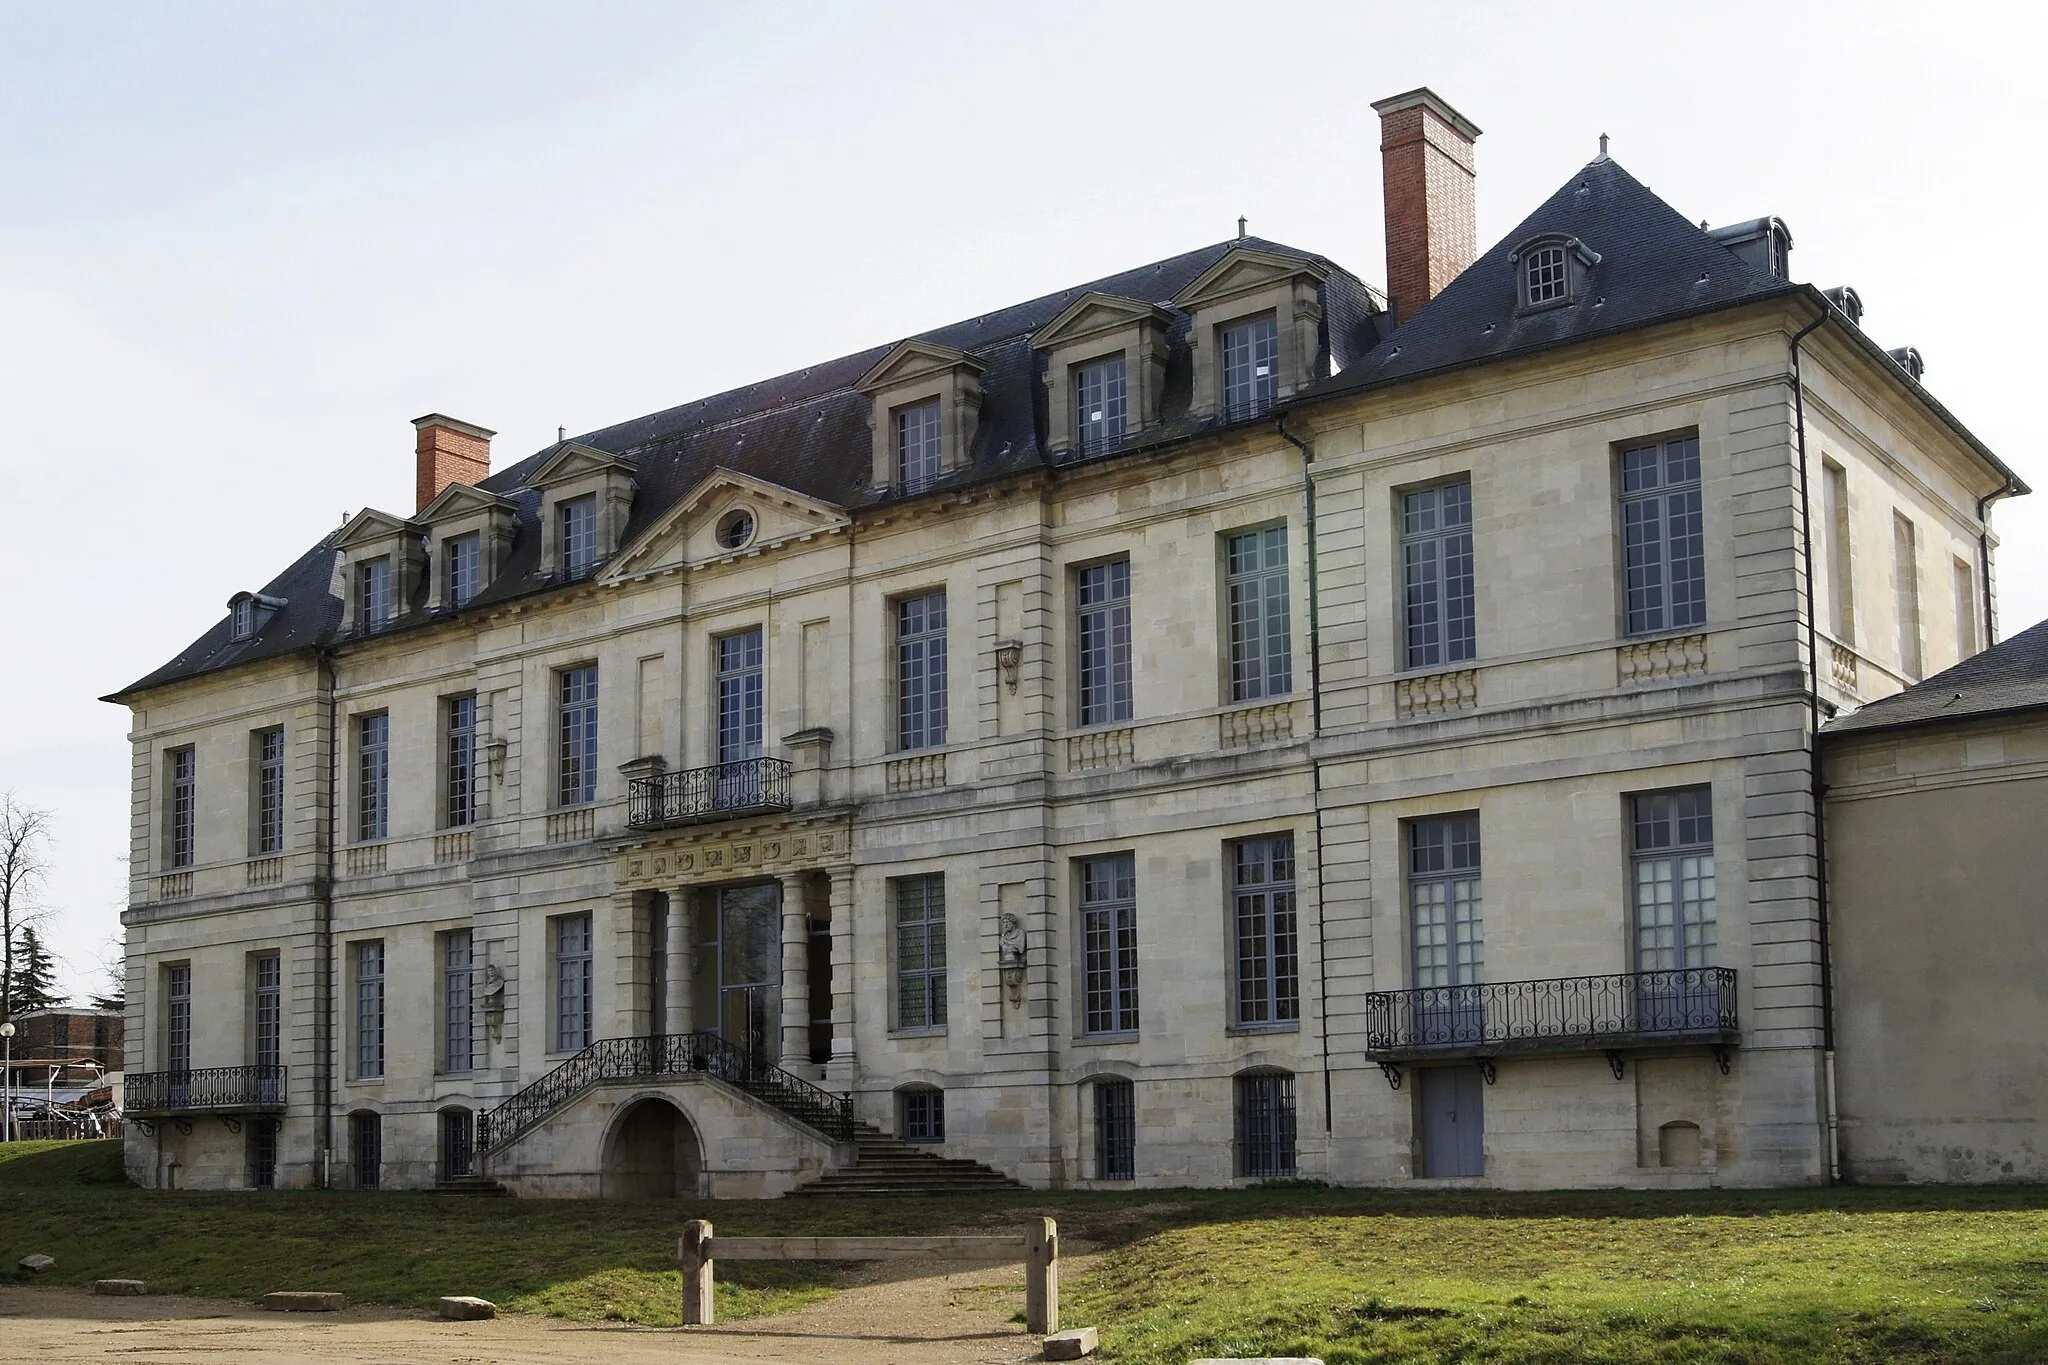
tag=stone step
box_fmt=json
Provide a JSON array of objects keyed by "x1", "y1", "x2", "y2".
[{"x1": 430, "y1": 1178, "x2": 512, "y2": 1196}]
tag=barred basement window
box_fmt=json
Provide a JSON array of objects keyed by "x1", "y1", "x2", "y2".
[
  {"x1": 442, "y1": 929, "x2": 474, "y2": 1074},
  {"x1": 896, "y1": 592, "x2": 948, "y2": 751},
  {"x1": 1234, "y1": 1070, "x2": 1297, "y2": 1178},
  {"x1": 1620, "y1": 434, "x2": 1706, "y2": 636},
  {"x1": 1079, "y1": 853, "x2": 1139, "y2": 1035},
  {"x1": 893, "y1": 875, "x2": 946, "y2": 1031},
  {"x1": 166, "y1": 746, "x2": 196, "y2": 869},
  {"x1": 355, "y1": 713, "x2": 389, "y2": 842},
  {"x1": 554, "y1": 913, "x2": 594, "y2": 1052},
  {"x1": 254, "y1": 727, "x2": 286, "y2": 855},
  {"x1": 445, "y1": 694, "x2": 477, "y2": 828},
  {"x1": 1221, "y1": 314, "x2": 1279, "y2": 420},
  {"x1": 559, "y1": 495, "x2": 599, "y2": 580},
  {"x1": 1225, "y1": 527, "x2": 1292, "y2": 701},
  {"x1": 1073, "y1": 354, "x2": 1128, "y2": 453},
  {"x1": 1094, "y1": 1077, "x2": 1135, "y2": 1180},
  {"x1": 1074, "y1": 560, "x2": 1132, "y2": 726},
  {"x1": 557, "y1": 666, "x2": 599, "y2": 806},
  {"x1": 1232, "y1": 835, "x2": 1299, "y2": 1026},
  {"x1": 354, "y1": 940, "x2": 385, "y2": 1080},
  {"x1": 247, "y1": 1118, "x2": 278, "y2": 1190},
  {"x1": 350, "y1": 1111, "x2": 381, "y2": 1189},
  {"x1": 440, "y1": 1108, "x2": 474, "y2": 1181},
  {"x1": 896, "y1": 398, "x2": 943, "y2": 493},
  {"x1": 445, "y1": 532, "x2": 483, "y2": 608},
  {"x1": 898, "y1": 1086, "x2": 945, "y2": 1144},
  {"x1": 1402, "y1": 481, "x2": 1475, "y2": 668}
]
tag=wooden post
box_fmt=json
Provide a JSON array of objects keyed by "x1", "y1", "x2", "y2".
[
  {"x1": 679, "y1": 1219, "x2": 714, "y2": 1326},
  {"x1": 1024, "y1": 1216, "x2": 1059, "y2": 1335}
]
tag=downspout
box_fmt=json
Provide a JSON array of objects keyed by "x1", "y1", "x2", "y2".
[
  {"x1": 1275, "y1": 414, "x2": 1332, "y2": 1134},
  {"x1": 1787, "y1": 309, "x2": 1838, "y2": 1183},
  {"x1": 316, "y1": 646, "x2": 338, "y2": 1186},
  {"x1": 1975, "y1": 478, "x2": 2018, "y2": 647}
]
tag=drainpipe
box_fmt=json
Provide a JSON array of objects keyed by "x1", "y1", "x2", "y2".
[
  {"x1": 1275, "y1": 414, "x2": 1333, "y2": 1135},
  {"x1": 316, "y1": 647, "x2": 338, "y2": 1187},
  {"x1": 1975, "y1": 478, "x2": 2018, "y2": 647},
  {"x1": 1787, "y1": 309, "x2": 1839, "y2": 1183}
]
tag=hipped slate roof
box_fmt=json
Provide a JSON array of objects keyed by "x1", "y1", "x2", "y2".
[
  {"x1": 1822, "y1": 615, "x2": 2048, "y2": 738},
  {"x1": 111, "y1": 237, "x2": 1380, "y2": 699}
]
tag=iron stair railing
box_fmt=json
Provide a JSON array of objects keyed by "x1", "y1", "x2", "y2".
[{"x1": 475, "y1": 1032, "x2": 850, "y2": 1153}]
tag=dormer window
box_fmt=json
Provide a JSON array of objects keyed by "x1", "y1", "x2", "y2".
[
  {"x1": 232, "y1": 597, "x2": 254, "y2": 640},
  {"x1": 356, "y1": 556, "x2": 393, "y2": 632},
  {"x1": 1523, "y1": 245, "x2": 1568, "y2": 306},
  {"x1": 856, "y1": 340, "x2": 985, "y2": 494},
  {"x1": 444, "y1": 533, "x2": 483, "y2": 607},
  {"x1": 895, "y1": 399, "x2": 943, "y2": 493},
  {"x1": 527, "y1": 441, "x2": 637, "y2": 583},
  {"x1": 1171, "y1": 247, "x2": 1332, "y2": 426},
  {"x1": 226, "y1": 590, "x2": 288, "y2": 641},
  {"x1": 1221, "y1": 314, "x2": 1280, "y2": 421},
  {"x1": 559, "y1": 495, "x2": 598, "y2": 580},
  {"x1": 1509, "y1": 233, "x2": 1601, "y2": 313},
  {"x1": 1074, "y1": 354, "x2": 1127, "y2": 453}
]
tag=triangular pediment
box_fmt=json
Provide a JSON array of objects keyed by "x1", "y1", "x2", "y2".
[
  {"x1": 1030, "y1": 292, "x2": 1171, "y2": 350},
  {"x1": 528, "y1": 440, "x2": 636, "y2": 489},
  {"x1": 606, "y1": 468, "x2": 849, "y2": 579},
  {"x1": 332, "y1": 507, "x2": 419, "y2": 550},
  {"x1": 417, "y1": 481, "x2": 517, "y2": 524},
  {"x1": 855, "y1": 339, "x2": 986, "y2": 394},
  {"x1": 1173, "y1": 246, "x2": 1329, "y2": 310}
]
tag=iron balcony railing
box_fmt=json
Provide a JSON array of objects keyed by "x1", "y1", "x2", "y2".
[
  {"x1": 626, "y1": 758, "x2": 793, "y2": 831},
  {"x1": 124, "y1": 1065, "x2": 287, "y2": 1116},
  {"x1": 475, "y1": 1031, "x2": 852, "y2": 1154},
  {"x1": 1364, "y1": 968, "x2": 1738, "y2": 1061}
]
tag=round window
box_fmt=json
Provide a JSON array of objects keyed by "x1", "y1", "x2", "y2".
[{"x1": 714, "y1": 508, "x2": 755, "y2": 550}]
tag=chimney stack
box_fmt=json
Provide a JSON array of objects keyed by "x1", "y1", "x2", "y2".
[
  {"x1": 1372, "y1": 88, "x2": 1482, "y2": 325},
  {"x1": 412, "y1": 413, "x2": 495, "y2": 513}
]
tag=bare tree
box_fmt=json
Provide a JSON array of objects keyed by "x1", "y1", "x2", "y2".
[{"x1": 0, "y1": 794, "x2": 54, "y2": 1022}]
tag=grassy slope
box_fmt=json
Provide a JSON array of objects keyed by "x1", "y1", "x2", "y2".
[{"x1": 5, "y1": 1143, "x2": 2048, "y2": 1360}]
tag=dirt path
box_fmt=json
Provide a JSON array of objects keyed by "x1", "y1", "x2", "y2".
[{"x1": 0, "y1": 1256, "x2": 1072, "y2": 1364}]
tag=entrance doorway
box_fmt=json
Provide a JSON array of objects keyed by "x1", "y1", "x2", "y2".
[
  {"x1": 693, "y1": 883, "x2": 781, "y2": 1062},
  {"x1": 603, "y1": 1097, "x2": 702, "y2": 1199},
  {"x1": 1417, "y1": 1066, "x2": 1484, "y2": 1177}
]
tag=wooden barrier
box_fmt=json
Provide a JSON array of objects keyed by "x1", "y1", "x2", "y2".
[{"x1": 678, "y1": 1217, "x2": 1058, "y2": 1332}]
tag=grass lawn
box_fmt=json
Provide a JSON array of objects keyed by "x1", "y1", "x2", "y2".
[{"x1": 5, "y1": 1141, "x2": 2048, "y2": 1361}]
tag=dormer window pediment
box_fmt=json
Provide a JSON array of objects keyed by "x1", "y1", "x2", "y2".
[
  {"x1": 226, "y1": 591, "x2": 287, "y2": 642},
  {"x1": 1031, "y1": 292, "x2": 1171, "y2": 459},
  {"x1": 605, "y1": 467, "x2": 849, "y2": 579},
  {"x1": 526, "y1": 441, "x2": 637, "y2": 583},
  {"x1": 1508, "y1": 233, "x2": 1601, "y2": 313},
  {"x1": 416, "y1": 481, "x2": 518, "y2": 611},
  {"x1": 857, "y1": 340, "x2": 986, "y2": 494},
  {"x1": 1172, "y1": 247, "x2": 1330, "y2": 423},
  {"x1": 331, "y1": 507, "x2": 425, "y2": 635}
]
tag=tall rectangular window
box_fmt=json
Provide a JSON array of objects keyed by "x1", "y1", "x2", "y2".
[
  {"x1": 1094, "y1": 1077, "x2": 1135, "y2": 1180},
  {"x1": 554, "y1": 913, "x2": 594, "y2": 1052},
  {"x1": 1402, "y1": 481, "x2": 1476, "y2": 668},
  {"x1": 1226, "y1": 528, "x2": 1292, "y2": 701},
  {"x1": 896, "y1": 398, "x2": 943, "y2": 492},
  {"x1": 1631, "y1": 789, "x2": 1716, "y2": 972},
  {"x1": 445, "y1": 532, "x2": 483, "y2": 608},
  {"x1": 559, "y1": 495, "x2": 598, "y2": 579},
  {"x1": 893, "y1": 875, "x2": 946, "y2": 1031},
  {"x1": 896, "y1": 592, "x2": 948, "y2": 751},
  {"x1": 1233, "y1": 835, "x2": 1299, "y2": 1027},
  {"x1": 350, "y1": 1112, "x2": 381, "y2": 1189},
  {"x1": 716, "y1": 630, "x2": 764, "y2": 762},
  {"x1": 442, "y1": 929, "x2": 474, "y2": 1074},
  {"x1": 445, "y1": 694, "x2": 477, "y2": 828},
  {"x1": 1075, "y1": 560, "x2": 1133, "y2": 726},
  {"x1": 356, "y1": 556, "x2": 393, "y2": 631},
  {"x1": 1234, "y1": 1071, "x2": 1297, "y2": 1178},
  {"x1": 166, "y1": 746, "x2": 196, "y2": 869},
  {"x1": 1410, "y1": 815, "x2": 1482, "y2": 989},
  {"x1": 354, "y1": 940, "x2": 385, "y2": 1080},
  {"x1": 1893, "y1": 512, "x2": 1922, "y2": 678},
  {"x1": 1954, "y1": 557, "x2": 1978, "y2": 663},
  {"x1": 1074, "y1": 354, "x2": 1128, "y2": 452},
  {"x1": 252, "y1": 952, "x2": 281, "y2": 1069},
  {"x1": 1221, "y1": 314, "x2": 1279, "y2": 420},
  {"x1": 356, "y1": 713, "x2": 389, "y2": 842},
  {"x1": 1079, "y1": 853, "x2": 1139, "y2": 1035},
  {"x1": 557, "y1": 665, "x2": 598, "y2": 806},
  {"x1": 165, "y1": 963, "x2": 191, "y2": 1072},
  {"x1": 248, "y1": 1119, "x2": 279, "y2": 1190},
  {"x1": 254, "y1": 727, "x2": 286, "y2": 855},
  {"x1": 1823, "y1": 460, "x2": 1854, "y2": 643},
  {"x1": 1620, "y1": 434, "x2": 1706, "y2": 636}
]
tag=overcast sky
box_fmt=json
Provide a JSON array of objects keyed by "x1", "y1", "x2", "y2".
[{"x1": 3, "y1": 2, "x2": 2041, "y2": 999}]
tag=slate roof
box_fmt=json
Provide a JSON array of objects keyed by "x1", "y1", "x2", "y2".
[
  {"x1": 110, "y1": 237, "x2": 1382, "y2": 700},
  {"x1": 1822, "y1": 615, "x2": 2048, "y2": 738}
]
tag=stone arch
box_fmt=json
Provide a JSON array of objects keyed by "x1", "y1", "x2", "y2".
[
  {"x1": 601, "y1": 1094, "x2": 703, "y2": 1200},
  {"x1": 1658, "y1": 1120, "x2": 1703, "y2": 1168}
]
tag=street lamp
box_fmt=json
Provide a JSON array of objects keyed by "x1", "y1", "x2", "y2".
[{"x1": 0, "y1": 1021, "x2": 15, "y2": 1144}]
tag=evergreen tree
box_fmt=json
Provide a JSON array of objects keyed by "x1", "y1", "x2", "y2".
[{"x1": 8, "y1": 925, "x2": 64, "y2": 1013}]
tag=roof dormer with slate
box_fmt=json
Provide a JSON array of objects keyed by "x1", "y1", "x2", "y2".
[
  {"x1": 1031, "y1": 291, "x2": 1174, "y2": 460},
  {"x1": 856, "y1": 339, "x2": 987, "y2": 496},
  {"x1": 526, "y1": 440, "x2": 638, "y2": 584},
  {"x1": 331, "y1": 508, "x2": 425, "y2": 636},
  {"x1": 1173, "y1": 246, "x2": 1332, "y2": 424},
  {"x1": 416, "y1": 480, "x2": 518, "y2": 612}
]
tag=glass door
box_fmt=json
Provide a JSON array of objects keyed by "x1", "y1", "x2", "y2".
[
  {"x1": 1410, "y1": 816, "x2": 1484, "y2": 1047},
  {"x1": 709, "y1": 883, "x2": 780, "y2": 1070}
]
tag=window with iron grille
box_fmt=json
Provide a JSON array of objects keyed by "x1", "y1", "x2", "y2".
[
  {"x1": 445, "y1": 694, "x2": 477, "y2": 828},
  {"x1": 1410, "y1": 815, "x2": 1482, "y2": 989},
  {"x1": 898, "y1": 1086, "x2": 945, "y2": 1144},
  {"x1": 1402, "y1": 481, "x2": 1476, "y2": 668},
  {"x1": 1233, "y1": 835, "x2": 1299, "y2": 1026},
  {"x1": 355, "y1": 713, "x2": 389, "y2": 842},
  {"x1": 1631, "y1": 789, "x2": 1716, "y2": 971},
  {"x1": 355, "y1": 556, "x2": 393, "y2": 631},
  {"x1": 896, "y1": 398, "x2": 943, "y2": 492},
  {"x1": 896, "y1": 592, "x2": 948, "y2": 751},
  {"x1": 557, "y1": 666, "x2": 598, "y2": 806},
  {"x1": 165, "y1": 963, "x2": 191, "y2": 1071},
  {"x1": 1080, "y1": 853, "x2": 1139, "y2": 1035},
  {"x1": 893, "y1": 875, "x2": 946, "y2": 1031},
  {"x1": 247, "y1": 1119, "x2": 278, "y2": 1190},
  {"x1": 1523, "y1": 245, "x2": 1569, "y2": 307},
  {"x1": 252, "y1": 952, "x2": 281, "y2": 1070},
  {"x1": 1620, "y1": 435, "x2": 1706, "y2": 636},
  {"x1": 715, "y1": 630, "x2": 764, "y2": 762},
  {"x1": 1221, "y1": 314, "x2": 1279, "y2": 420},
  {"x1": 354, "y1": 940, "x2": 384, "y2": 1079},
  {"x1": 166, "y1": 746, "x2": 196, "y2": 868},
  {"x1": 254, "y1": 727, "x2": 286, "y2": 855},
  {"x1": 350, "y1": 1111, "x2": 381, "y2": 1189},
  {"x1": 1094, "y1": 1077, "x2": 1135, "y2": 1180},
  {"x1": 1234, "y1": 1071, "x2": 1297, "y2": 1178},
  {"x1": 445, "y1": 532, "x2": 483, "y2": 607},
  {"x1": 1226, "y1": 527, "x2": 1292, "y2": 701},
  {"x1": 1074, "y1": 560, "x2": 1132, "y2": 726},
  {"x1": 1073, "y1": 354, "x2": 1128, "y2": 452},
  {"x1": 555, "y1": 913, "x2": 593, "y2": 1051},
  {"x1": 559, "y1": 495, "x2": 598, "y2": 579},
  {"x1": 442, "y1": 929, "x2": 474, "y2": 1073}
]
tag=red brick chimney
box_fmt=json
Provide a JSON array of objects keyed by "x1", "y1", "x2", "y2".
[
  {"x1": 1372, "y1": 88, "x2": 1482, "y2": 326},
  {"x1": 412, "y1": 413, "x2": 495, "y2": 512}
]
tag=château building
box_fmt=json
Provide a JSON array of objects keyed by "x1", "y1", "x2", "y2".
[{"x1": 108, "y1": 90, "x2": 2028, "y2": 1195}]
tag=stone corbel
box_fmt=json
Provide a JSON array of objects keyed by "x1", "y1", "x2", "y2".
[
  {"x1": 993, "y1": 640, "x2": 1022, "y2": 694},
  {"x1": 483, "y1": 737, "x2": 508, "y2": 786},
  {"x1": 618, "y1": 754, "x2": 668, "y2": 784}
]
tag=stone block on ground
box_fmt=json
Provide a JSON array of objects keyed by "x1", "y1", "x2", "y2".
[
  {"x1": 17, "y1": 1254, "x2": 54, "y2": 1275},
  {"x1": 94, "y1": 1279, "x2": 148, "y2": 1295},
  {"x1": 1042, "y1": 1324, "x2": 1098, "y2": 1359},
  {"x1": 260, "y1": 1291, "x2": 346, "y2": 1312},
  {"x1": 438, "y1": 1295, "x2": 497, "y2": 1320}
]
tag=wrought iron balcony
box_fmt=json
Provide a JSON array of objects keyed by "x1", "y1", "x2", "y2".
[
  {"x1": 626, "y1": 758, "x2": 792, "y2": 831},
  {"x1": 1364, "y1": 968, "x2": 1738, "y2": 1076},
  {"x1": 124, "y1": 1065, "x2": 287, "y2": 1116}
]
